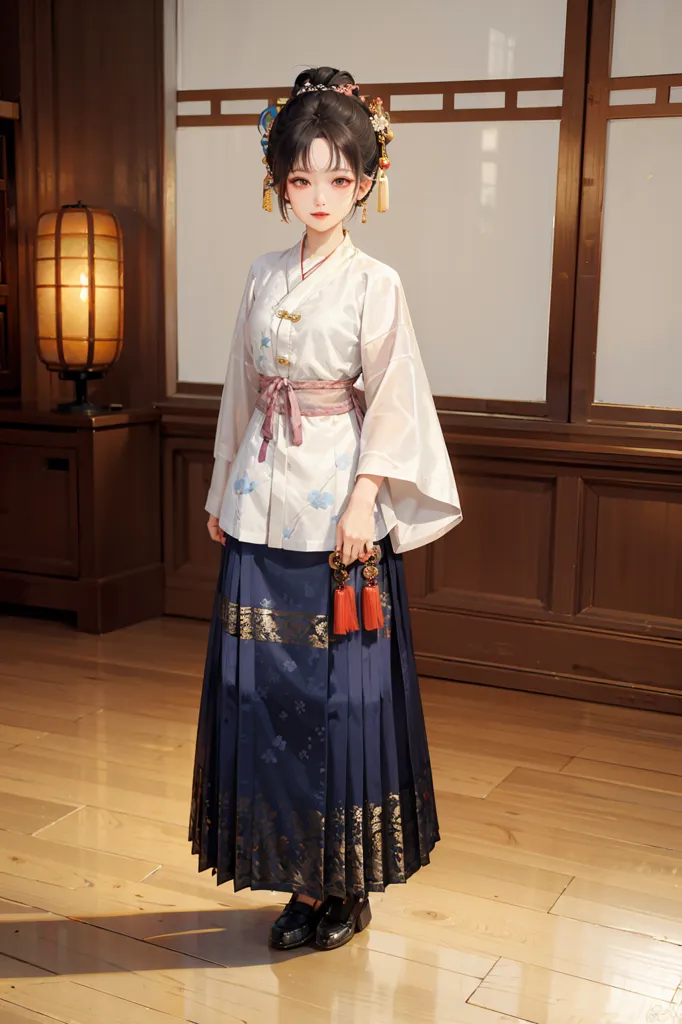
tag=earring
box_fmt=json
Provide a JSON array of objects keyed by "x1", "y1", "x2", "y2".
[{"x1": 361, "y1": 201, "x2": 367, "y2": 224}]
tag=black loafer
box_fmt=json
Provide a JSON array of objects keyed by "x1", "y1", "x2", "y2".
[
  {"x1": 269, "y1": 895, "x2": 328, "y2": 950},
  {"x1": 315, "y1": 895, "x2": 372, "y2": 951}
]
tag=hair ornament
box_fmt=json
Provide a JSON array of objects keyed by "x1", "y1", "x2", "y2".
[
  {"x1": 258, "y1": 98, "x2": 287, "y2": 212},
  {"x1": 368, "y1": 97, "x2": 392, "y2": 213},
  {"x1": 298, "y1": 80, "x2": 360, "y2": 98}
]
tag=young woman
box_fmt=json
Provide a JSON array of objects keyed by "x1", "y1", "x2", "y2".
[{"x1": 189, "y1": 65, "x2": 461, "y2": 953}]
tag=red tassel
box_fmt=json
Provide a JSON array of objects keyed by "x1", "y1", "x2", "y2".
[
  {"x1": 333, "y1": 584, "x2": 359, "y2": 635},
  {"x1": 362, "y1": 584, "x2": 384, "y2": 631}
]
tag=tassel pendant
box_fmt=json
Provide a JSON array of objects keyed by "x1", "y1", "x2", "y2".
[
  {"x1": 262, "y1": 174, "x2": 273, "y2": 212},
  {"x1": 334, "y1": 583, "x2": 360, "y2": 634},
  {"x1": 377, "y1": 168, "x2": 389, "y2": 213},
  {"x1": 362, "y1": 583, "x2": 384, "y2": 630},
  {"x1": 329, "y1": 552, "x2": 359, "y2": 635},
  {"x1": 262, "y1": 156, "x2": 273, "y2": 212},
  {"x1": 361, "y1": 546, "x2": 384, "y2": 630}
]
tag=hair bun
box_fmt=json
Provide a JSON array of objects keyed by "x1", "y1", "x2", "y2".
[{"x1": 292, "y1": 66, "x2": 358, "y2": 98}]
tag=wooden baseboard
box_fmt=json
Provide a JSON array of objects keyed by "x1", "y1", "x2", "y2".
[{"x1": 0, "y1": 563, "x2": 164, "y2": 633}]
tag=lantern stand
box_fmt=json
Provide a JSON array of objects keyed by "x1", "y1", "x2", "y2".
[{"x1": 57, "y1": 369, "x2": 108, "y2": 414}]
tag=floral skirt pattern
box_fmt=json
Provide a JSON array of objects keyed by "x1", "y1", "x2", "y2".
[{"x1": 188, "y1": 534, "x2": 440, "y2": 900}]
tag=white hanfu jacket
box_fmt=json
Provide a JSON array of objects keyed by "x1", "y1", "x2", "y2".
[{"x1": 206, "y1": 230, "x2": 462, "y2": 553}]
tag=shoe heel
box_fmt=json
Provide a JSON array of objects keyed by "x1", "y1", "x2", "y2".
[{"x1": 356, "y1": 899, "x2": 372, "y2": 933}]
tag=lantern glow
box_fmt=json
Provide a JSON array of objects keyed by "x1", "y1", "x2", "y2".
[{"x1": 35, "y1": 203, "x2": 124, "y2": 412}]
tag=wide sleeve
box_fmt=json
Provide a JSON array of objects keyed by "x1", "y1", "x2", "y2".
[
  {"x1": 205, "y1": 262, "x2": 259, "y2": 517},
  {"x1": 357, "y1": 268, "x2": 462, "y2": 553}
]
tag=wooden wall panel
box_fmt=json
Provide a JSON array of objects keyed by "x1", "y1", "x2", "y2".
[
  {"x1": 0, "y1": 0, "x2": 20, "y2": 104},
  {"x1": 429, "y1": 463, "x2": 556, "y2": 612},
  {"x1": 14, "y1": 0, "x2": 165, "y2": 410},
  {"x1": 0, "y1": 121, "x2": 20, "y2": 396},
  {"x1": 579, "y1": 476, "x2": 682, "y2": 627}
]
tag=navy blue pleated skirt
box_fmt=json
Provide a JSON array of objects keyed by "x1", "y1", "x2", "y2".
[{"x1": 188, "y1": 534, "x2": 439, "y2": 900}]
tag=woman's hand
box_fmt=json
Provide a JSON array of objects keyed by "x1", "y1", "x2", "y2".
[
  {"x1": 207, "y1": 514, "x2": 226, "y2": 546},
  {"x1": 335, "y1": 503, "x2": 374, "y2": 566},
  {"x1": 335, "y1": 474, "x2": 383, "y2": 565}
]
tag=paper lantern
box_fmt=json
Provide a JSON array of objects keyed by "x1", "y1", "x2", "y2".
[{"x1": 35, "y1": 202, "x2": 124, "y2": 412}]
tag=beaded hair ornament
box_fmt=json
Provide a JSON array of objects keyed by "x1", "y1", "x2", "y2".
[{"x1": 258, "y1": 81, "x2": 393, "y2": 217}]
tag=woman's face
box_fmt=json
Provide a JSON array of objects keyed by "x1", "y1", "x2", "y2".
[{"x1": 283, "y1": 137, "x2": 373, "y2": 231}]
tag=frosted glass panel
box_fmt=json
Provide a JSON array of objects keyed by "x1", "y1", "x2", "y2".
[
  {"x1": 391, "y1": 94, "x2": 444, "y2": 112},
  {"x1": 361, "y1": 122, "x2": 559, "y2": 401},
  {"x1": 177, "y1": 120, "x2": 560, "y2": 401},
  {"x1": 612, "y1": 0, "x2": 682, "y2": 77},
  {"x1": 609, "y1": 89, "x2": 657, "y2": 106},
  {"x1": 178, "y1": 0, "x2": 568, "y2": 90},
  {"x1": 176, "y1": 127, "x2": 302, "y2": 383},
  {"x1": 455, "y1": 93, "x2": 506, "y2": 110},
  {"x1": 220, "y1": 99, "x2": 269, "y2": 115},
  {"x1": 177, "y1": 100, "x2": 210, "y2": 116},
  {"x1": 595, "y1": 119, "x2": 682, "y2": 410},
  {"x1": 518, "y1": 90, "x2": 563, "y2": 108}
]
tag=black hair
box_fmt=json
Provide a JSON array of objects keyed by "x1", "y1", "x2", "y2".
[{"x1": 266, "y1": 66, "x2": 381, "y2": 223}]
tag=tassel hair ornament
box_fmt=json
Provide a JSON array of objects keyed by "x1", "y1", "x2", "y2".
[
  {"x1": 262, "y1": 158, "x2": 273, "y2": 213},
  {"x1": 329, "y1": 552, "x2": 360, "y2": 635},
  {"x1": 360, "y1": 545, "x2": 385, "y2": 630},
  {"x1": 369, "y1": 97, "x2": 393, "y2": 214},
  {"x1": 258, "y1": 99, "x2": 288, "y2": 214}
]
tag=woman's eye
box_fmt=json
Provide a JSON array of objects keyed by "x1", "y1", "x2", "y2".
[
  {"x1": 290, "y1": 177, "x2": 309, "y2": 186},
  {"x1": 333, "y1": 177, "x2": 352, "y2": 187}
]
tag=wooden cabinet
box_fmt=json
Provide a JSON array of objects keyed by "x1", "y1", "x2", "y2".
[
  {"x1": 0, "y1": 444, "x2": 79, "y2": 576},
  {"x1": 0, "y1": 406, "x2": 163, "y2": 632}
]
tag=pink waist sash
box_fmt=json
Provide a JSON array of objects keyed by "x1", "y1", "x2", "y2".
[{"x1": 256, "y1": 374, "x2": 365, "y2": 463}]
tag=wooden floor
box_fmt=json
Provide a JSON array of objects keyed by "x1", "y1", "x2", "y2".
[{"x1": 0, "y1": 615, "x2": 680, "y2": 1023}]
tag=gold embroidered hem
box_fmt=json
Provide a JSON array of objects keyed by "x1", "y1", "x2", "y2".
[
  {"x1": 221, "y1": 590, "x2": 392, "y2": 647},
  {"x1": 190, "y1": 776, "x2": 438, "y2": 900},
  {"x1": 221, "y1": 597, "x2": 329, "y2": 648}
]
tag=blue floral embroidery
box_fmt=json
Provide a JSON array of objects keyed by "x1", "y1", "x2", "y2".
[
  {"x1": 261, "y1": 748, "x2": 277, "y2": 764},
  {"x1": 308, "y1": 490, "x2": 334, "y2": 510},
  {"x1": 331, "y1": 513, "x2": 340, "y2": 523},
  {"x1": 282, "y1": 658, "x2": 296, "y2": 672},
  {"x1": 335, "y1": 452, "x2": 353, "y2": 470},
  {"x1": 233, "y1": 471, "x2": 258, "y2": 495},
  {"x1": 258, "y1": 334, "x2": 271, "y2": 370},
  {"x1": 282, "y1": 472, "x2": 335, "y2": 539},
  {"x1": 260, "y1": 598, "x2": 274, "y2": 609},
  {"x1": 272, "y1": 735, "x2": 286, "y2": 751}
]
